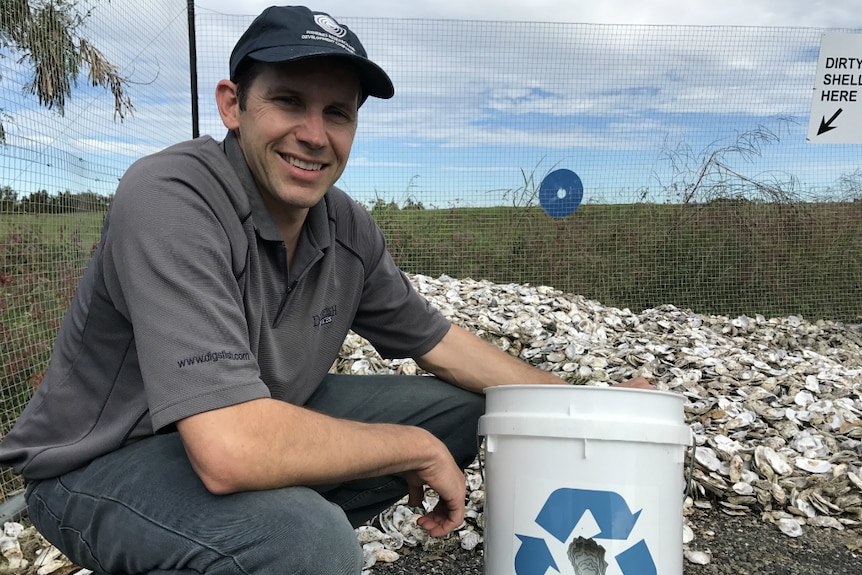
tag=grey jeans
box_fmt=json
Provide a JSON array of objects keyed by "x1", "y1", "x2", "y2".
[{"x1": 25, "y1": 374, "x2": 485, "y2": 575}]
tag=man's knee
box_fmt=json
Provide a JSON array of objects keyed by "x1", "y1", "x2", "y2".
[{"x1": 247, "y1": 489, "x2": 363, "y2": 575}]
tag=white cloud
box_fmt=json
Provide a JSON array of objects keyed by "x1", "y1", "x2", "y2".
[{"x1": 3, "y1": 0, "x2": 856, "y2": 200}]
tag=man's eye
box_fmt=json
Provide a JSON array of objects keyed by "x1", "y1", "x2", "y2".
[{"x1": 328, "y1": 108, "x2": 353, "y2": 121}]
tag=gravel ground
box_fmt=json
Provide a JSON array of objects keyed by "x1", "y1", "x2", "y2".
[{"x1": 371, "y1": 504, "x2": 862, "y2": 575}]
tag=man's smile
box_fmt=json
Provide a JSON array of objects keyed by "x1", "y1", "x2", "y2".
[{"x1": 281, "y1": 154, "x2": 324, "y2": 172}]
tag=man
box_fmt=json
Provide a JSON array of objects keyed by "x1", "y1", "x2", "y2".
[{"x1": 0, "y1": 6, "x2": 649, "y2": 574}]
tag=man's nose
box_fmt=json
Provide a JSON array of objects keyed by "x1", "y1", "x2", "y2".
[{"x1": 296, "y1": 111, "x2": 327, "y2": 148}]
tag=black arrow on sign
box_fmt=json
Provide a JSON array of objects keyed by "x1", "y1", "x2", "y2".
[{"x1": 818, "y1": 108, "x2": 843, "y2": 135}]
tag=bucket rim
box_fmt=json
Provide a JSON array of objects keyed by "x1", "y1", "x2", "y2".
[{"x1": 482, "y1": 383, "x2": 682, "y2": 400}]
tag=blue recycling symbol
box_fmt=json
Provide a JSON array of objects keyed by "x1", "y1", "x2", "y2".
[{"x1": 514, "y1": 488, "x2": 656, "y2": 575}]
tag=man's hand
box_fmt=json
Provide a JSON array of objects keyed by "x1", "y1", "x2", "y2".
[
  {"x1": 614, "y1": 376, "x2": 655, "y2": 390},
  {"x1": 404, "y1": 439, "x2": 467, "y2": 537}
]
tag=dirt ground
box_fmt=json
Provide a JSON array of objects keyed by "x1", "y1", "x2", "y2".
[
  {"x1": 371, "y1": 505, "x2": 862, "y2": 575},
  {"x1": 3, "y1": 503, "x2": 861, "y2": 574}
]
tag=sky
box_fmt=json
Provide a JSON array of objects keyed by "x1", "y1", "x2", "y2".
[
  {"x1": 1, "y1": 0, "x2": 861, "y2": 206},
  {"x1": 189, "y1": 1, "x2": 862, "y2": 206},
  {"x1": 194, "y1": 0, "x2": 860, "y2": 30}
]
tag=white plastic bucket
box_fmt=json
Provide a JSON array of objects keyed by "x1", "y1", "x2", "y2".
[{"x1": 478, "y1": 385, "x2": 692, "y2": 575}]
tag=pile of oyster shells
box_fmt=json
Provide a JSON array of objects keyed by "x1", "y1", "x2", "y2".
[{"x1": 337, "y1": 273, "x2": 862, "y2": 572}]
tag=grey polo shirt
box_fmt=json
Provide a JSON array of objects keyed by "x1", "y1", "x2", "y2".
[{"x1": 0, "y1": 132, "x2": 451, "y2": 480}]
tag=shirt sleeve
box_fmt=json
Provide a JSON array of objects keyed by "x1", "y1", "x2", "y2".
[
  {"x1": 101, "y1": 149, "x2": 270, "y2": 430},
  {"x1": 344, "y1": 200, "x2": 451, "y2": 359}
]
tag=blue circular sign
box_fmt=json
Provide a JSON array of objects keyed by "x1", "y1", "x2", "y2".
[{"x1": 539, "y1": 169, "x2": 583, "y2": 218}]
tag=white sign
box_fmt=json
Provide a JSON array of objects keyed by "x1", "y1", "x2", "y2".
[{"x1": 807, "y1": 33, "x2": 862, "y2": 144}]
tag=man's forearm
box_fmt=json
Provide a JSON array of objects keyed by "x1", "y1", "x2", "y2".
[
  {"x1": 415, "y1": 324, "x2": 566, "y2": 393},
  {"x1": 177, "y1": 398, "x2": 452, "y2": 494}
]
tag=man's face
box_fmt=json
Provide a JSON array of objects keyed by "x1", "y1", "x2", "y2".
[{"x1": 223, "y1": 58, "x2": 360, "y2": 221}]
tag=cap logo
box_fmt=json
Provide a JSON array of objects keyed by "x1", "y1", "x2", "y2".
[{"x1": 314, "y1": 14, "x2": 347, "y2": 38}]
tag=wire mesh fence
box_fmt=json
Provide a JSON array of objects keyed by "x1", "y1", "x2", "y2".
[
  {"x1": 193, "y1": 13, "x2": 862, "y2": 317},
  {"x1": 1, "y1": 1, "x2": 860, "y2": 500},
  {"x1": 0, "y1": 0, "x2": 192, "y2": 500}
]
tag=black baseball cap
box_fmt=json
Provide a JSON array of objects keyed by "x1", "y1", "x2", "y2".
[{"x1": 229, "y1": 5, "x2": 394, "y2": 100}]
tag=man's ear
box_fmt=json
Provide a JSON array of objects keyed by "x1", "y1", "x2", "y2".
[{"x1": 215, "y1": 80, "x2": 240, "y2": 131}]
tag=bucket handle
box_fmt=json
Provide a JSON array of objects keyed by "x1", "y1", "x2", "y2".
[
  {"x1": 685, "y1": 432, "x2": 696, "y2": 500},
  {"x1": 476, "y1": 431, "x2": 697, "y2": 502}
]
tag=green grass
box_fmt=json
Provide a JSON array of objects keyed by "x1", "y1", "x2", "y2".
[
  {"x1": 0, "y1": 212, "x2": 103, "y2": 496},
  {"x1": 7, "y1": 202, "x2": 858, "y2": 329},
  {"x1": 372, "y1": 201, "x2": 862, "y2": 322}
]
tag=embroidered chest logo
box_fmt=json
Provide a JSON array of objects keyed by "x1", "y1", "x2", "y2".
[{"x1": 313, "y1": 305, "x2": 337, "y2": 327}]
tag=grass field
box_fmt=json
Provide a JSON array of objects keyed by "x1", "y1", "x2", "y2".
[
  {"x1": 0, "y1": 212, "x2": 103, "y2": 495},
  {"x1": 372, "y1": 201, "x2": 862, "y2": 322}
]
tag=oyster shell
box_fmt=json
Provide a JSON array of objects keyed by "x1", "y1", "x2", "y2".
[{"x1": 341, "y1": 274, "x2": 862, "y2": 571}]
